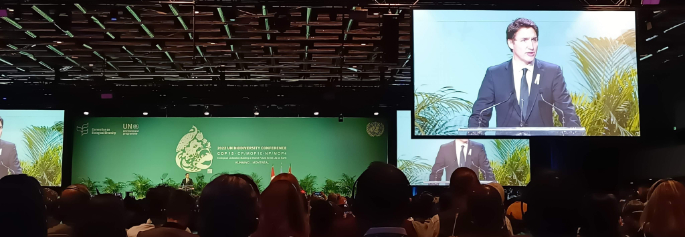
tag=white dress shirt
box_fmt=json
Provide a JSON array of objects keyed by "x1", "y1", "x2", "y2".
[
  {"x1": 513, "y1": 59, "x2": 535, "y2": 102},
  {"x1": 454, "y1": 140, "x2": 469, "y2": 167}
]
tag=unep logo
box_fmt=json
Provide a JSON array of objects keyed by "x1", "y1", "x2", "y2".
[
  {"x1": 366, "y1": 122, "x2": 384, "y2": 137},
  {"x1": 176, "y1": 126, "x2": 213, "y2": 172},
  {"x1": 76, "y1": 123, "x2": 89, "y2": 136}
]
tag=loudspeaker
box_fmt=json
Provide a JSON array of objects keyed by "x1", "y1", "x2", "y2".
[{"x1": 381, "y1": 14, "x2": 399, "y2": 63}]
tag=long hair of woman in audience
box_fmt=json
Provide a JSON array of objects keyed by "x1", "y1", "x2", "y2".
[
  {"x1": 640, "y1": 179, "x2": 685, "y2": 237},
  {"x1": 252, "y1": 180, "x2": 309, "y2": 237},
  {"x1": 453, "y1": 185, "x2": 509, "y2": 237},
  {"x1": 271, "y1": 173, "x2": 309, "y2": 212}
]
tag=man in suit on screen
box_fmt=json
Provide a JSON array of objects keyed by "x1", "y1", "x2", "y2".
[
  {"x1": 429, "y1": 139, "x2": 495, "y2": 182},
  {"x1": 468, "y1": 18, "x2": 580, "y2": 128},
  {"x1": 0, "y1": 116, "x2": 22, "y2": 178}
]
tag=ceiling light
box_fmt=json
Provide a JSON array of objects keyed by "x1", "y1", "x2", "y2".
[
  {"x1": 56, "y1": 41, "x2": 62, "y2": 44},
  {"x1": 143, "y1": 112, "x2": 148, "y2": 116},
  {"x1": 210, "y1": 42, "x2": 215, "y2": 45},
  {"x1": 254, "y1": 111, "x2": 260, "y2": 116},
  {"x1": 195, "y1": 11, "x2": 200, "y2": 14},
  {"x1": 374, "y1": 112, "x2": 379, "y2": 116},
  {"x1": 314, "y1": 112, "x2": 319, "y2": 116},
  {"x1": 83, "y1": 111, "x2": 90, "y2": 116},
  {"x1": 204, "y1": 111, "x2": 210, "y2": 116},
  {"x1": 361, "y1": 43, "x2": 366, "y2": 45},
  {"x1": 8, "y1": 9, "x2": 14, "y2": 12}
]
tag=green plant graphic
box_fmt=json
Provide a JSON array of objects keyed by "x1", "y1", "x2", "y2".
[
  {"x1": 563, "y1": 29, "x2": 640, "y2": 136},
  {"x1": 128, "y1": 174, "x2": 154, "y2": 199},
  {"x1": 248, "y1": 172, "x2": 265, "y2": 192},
  {"x1": 338, "y1": 173, "x2": 357, "y2": 197},
  {"x1": 19, "y1": 121, "x2": 63, "y2": 186},
  {"x1": 80, "y1": 177, "x2": 100, "y2": 195},
  {"x1": 322, "y1": 179, "x2": 340, "y2": 195},
  {"x1": 414, "y1": 86, "x2": 473, "y2": 135},
  {"x1": 102, "y1": 177, "x2": 127, "y2": 194},
  {"x1": 193, "y1": 173, "x2": 207, "y2": 196},
  {"x1": 489, "y1": 139, "x2": 530, "y2": 186},
  {"x1": 298, "y1": 174, "x2": 317, "y2": 195},
  {"x1": 397, "y1": 156, "x2": 432, "y2": 185}
]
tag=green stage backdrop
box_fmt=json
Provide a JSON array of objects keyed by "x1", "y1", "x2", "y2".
[{"x1": 72, "y1": 117, "x2": 387, "y2": 194}]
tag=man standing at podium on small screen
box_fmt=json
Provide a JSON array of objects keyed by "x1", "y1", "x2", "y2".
[
  {"x1": 0, "y1": 116, "x2": 22, "y2": 178},
  {"x1": 429, "y1": 139, "x2": 495, "y2": 182},
  {"x1": 468, "y1": 18, "x2": 580, "y2": 128},
  {"x1": 181, "y1": 173, "x2": 193, "y2": 186}
]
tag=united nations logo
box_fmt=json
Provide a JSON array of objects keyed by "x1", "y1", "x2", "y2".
[
  {"x1": 176, "y1": 126, "x2": 213, "y2": 172},
  {"x1": 76, "y1": 123, "x2": 89, "y2": 136},
  {"x1": 366, "y1": 122, "x2": 384, "y2": 137}
]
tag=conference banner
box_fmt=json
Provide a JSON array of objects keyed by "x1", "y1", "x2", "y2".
[{"x1": 72, "y1": 117, "x2": 387, "y2": 196}]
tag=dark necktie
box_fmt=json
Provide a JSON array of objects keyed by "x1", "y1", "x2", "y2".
[
  {"x1": 460, "y1": 145, "x2": 466, "y2": 167},
  {"x1": 520, "y1": 68, "x2": 529, "y2": 120}
]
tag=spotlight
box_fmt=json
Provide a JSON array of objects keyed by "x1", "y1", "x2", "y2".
[
  {"x1": 210, "y1": 42, "x2": 216, "y2": 45},
  {"x1": 83, "y1": 111, "x2": 90, "y2": 116},
  {"x1": 55, "y1": 41, "x2": 62, "y2": 44},
  {"x1": 361, "y1": 43, "x2": 366, "y2": 46},
  {"x1": 8, "y1": 9, "x2": 14, "y2": 12},
  {"x1": 254, "y1": 111, "x2": 260, "y2": 116},
  {"x1": 143, "y1": 112, "x2": 148, "y2": 116},
  {"x1": 195, "y1": 11, "x2": 199, "y2": 14},
  {"x1": 204, "y1": 111, "x2": 210, "y2": 116},
  {"x1": 313, "y1": 112, "x2": 319, "y2": 116},
  {"x1": 338, "y1": 114, "x2": 344, "y2": 122},
  {"x1": 374, "y1": 112, "x2": 379, "y2": 116}
]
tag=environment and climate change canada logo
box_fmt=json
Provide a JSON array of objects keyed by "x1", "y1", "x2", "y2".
[{"x1": 176, "y1": 126, "x2": 213, "y2": 172}]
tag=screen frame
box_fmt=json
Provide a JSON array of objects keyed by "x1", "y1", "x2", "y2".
[{"x1": 410, "y1": 7, "x2": 640, "y2": 139}]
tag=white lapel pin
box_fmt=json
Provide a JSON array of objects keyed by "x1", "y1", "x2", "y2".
[
  {"x1": 468, "y1": 149, "x2": 472, "y2": 156},
  {"x1": 535, "y1": 74, "x2": 540, "y2": 85}
]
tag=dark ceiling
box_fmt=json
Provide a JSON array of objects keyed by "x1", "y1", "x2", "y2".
[{"x1": 0, "y1": 0, "x2": 682, "y2": 116}]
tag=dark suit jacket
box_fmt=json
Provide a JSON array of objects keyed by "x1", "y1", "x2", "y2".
[
  {"x1": 0, "y1": 139, "x2": 22, "y2": 177},
  {"x1": 468, "y1": 59, "x2": 580, "y2": 128},
  {"x1": 180, "y1": 178, "x2": 193, "y2": 186},
  {"x1": 428, "y1": 140, "x2": 495, "y2": 182}
]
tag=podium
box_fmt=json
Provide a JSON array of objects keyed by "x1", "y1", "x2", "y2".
[
  {"x1": 423, "y1": 181, "x2": 493, "y2": 185},
  {"x1": 180, "y1": 185, "x2": 194, "y2": 192},
  {"x1": 457, "y1": 127, "x2": 586, "y2": 136}
]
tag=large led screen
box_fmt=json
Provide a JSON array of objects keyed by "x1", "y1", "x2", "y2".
[{"x1": 413, "y1": 10, "x2": 639, "y2": 136}]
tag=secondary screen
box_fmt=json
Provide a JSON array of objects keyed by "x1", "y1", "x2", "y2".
[
  {"x1": 398, "y1": 111, "x2": 530, "y2": 186},
  {"x1": 413, "y1": 10, "x2": 639, "y2": 136},
  {"x1": 0, "y1": 110, "x2": 64, "y2": 186}
]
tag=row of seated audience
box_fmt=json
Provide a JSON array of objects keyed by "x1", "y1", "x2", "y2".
[{"x1": 1, "y1": 162, "x2": 685, "y2": 237}]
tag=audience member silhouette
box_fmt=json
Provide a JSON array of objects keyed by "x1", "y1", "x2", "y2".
[
  {"x1": 127, "y1": 186, "x2": 175, "y2": 237},
  {"x1": 640, "y1": 179, "x2": 685, "y2": 237},
  {"x1": 49, "y1": 184, "x2": 91, "y2": 237},
  {"x1": 252, "y1": 180, "x2": 309, "y2": 237},
  {"x1": 43, "y1": 187, "x2": 60, "y2": 229},
  {"x1": 522, "y1": 170, "x2": 581, "y2": 237},
  {"x1": 198, "y1": 174, "x2": 260, "y2": 237},
  {"x1": 310, "y1": 199, "x2": 336, "y2": 237},
  {"x1": 438, "y1": 167, "x2": 482, "y2": 237},
  {"x1": 74, "y1": 194, "x2": 127, "y2": 237},
  {"x1": 0, "y1": 174, "x2": 47, "y2": 237},
  {"x1": 353, "y1": 162, "x2": 411, "y2": 237},
  {"x1": 452, "y1": 185, "x2": 510, "y2": 237},
  {"x1": 579, "y1": 193, "x2": 621, "y2": 237},
  {"x1": 620, "y1": 200, "x2": 644, "y2": 237},
  {"x1": 138, "y1": 189, "x2": 197, "y2": 237},
  {"x1": 409, "y1": 192, "x2": 439, "y2": 237}
]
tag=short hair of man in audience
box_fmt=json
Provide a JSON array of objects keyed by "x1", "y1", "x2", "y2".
[
  {"x1": 166, "y1": 189, "x2": 195, "y2": 228},
  {"x1": 199, "y1": 174, "x2": 260, "y2": 237}
]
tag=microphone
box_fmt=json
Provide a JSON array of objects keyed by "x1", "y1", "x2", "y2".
[
  {"x1": 1, "y1": 161, "x2": 13, "y2": 175},
  {"x1": 472, "y1": 160, "x2": 486, "y2": 181},
  {"x1": 433, "y1": 166, "x2": 449, "y2": 182},
  {"x1": 478, "y1": 90, "x2": 516, "y2": 128},
  {"x1": 539, "y1": 90, "x2": 565, "y2": 127}
]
